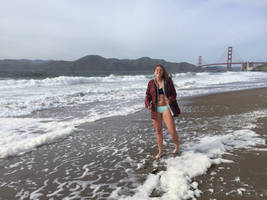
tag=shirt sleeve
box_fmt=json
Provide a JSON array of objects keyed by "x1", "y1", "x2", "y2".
[
  {"x1": 145, "y1": 81, "x2": 152, "y2": 108},
  {"x1": 168, "y1": 80, "x2": 177, "y2": 102}
]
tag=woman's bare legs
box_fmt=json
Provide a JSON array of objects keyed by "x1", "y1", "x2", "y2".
[
  {"x1": 152, "y1": 113, "x2": 163, "y2": 159},
  {"x1": 162, "y1": 109, "x2": 179, "y2": 154}
]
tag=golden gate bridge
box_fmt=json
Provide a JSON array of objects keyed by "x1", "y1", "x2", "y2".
[{"x1": 198, "y1": 46, "x2": 267, "y2": 71}]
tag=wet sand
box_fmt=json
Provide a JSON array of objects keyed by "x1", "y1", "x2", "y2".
[
  {"x1": 0, "y1": 87, "x2": 267, "y2": 199},
  {"x1": 185, "y1": 87, "x2": 267, "y2": 199}
]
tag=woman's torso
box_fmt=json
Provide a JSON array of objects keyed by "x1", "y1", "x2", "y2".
[{"x1": 156, "y1": 80, "x2": 167, "y2": 106}]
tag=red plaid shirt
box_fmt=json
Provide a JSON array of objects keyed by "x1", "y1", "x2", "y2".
[{"x1": 145, "y1": 79, "x2": 180, "y2": 119}]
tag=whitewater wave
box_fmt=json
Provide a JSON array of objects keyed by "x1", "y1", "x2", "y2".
[
  {"x1": 0, "y1": 74, "x2": 149, "y2": 89},
  {"x1": 0, "y1": 118, "x2": 76, "y2": 159}
]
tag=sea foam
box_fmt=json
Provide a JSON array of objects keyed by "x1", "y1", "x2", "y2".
[
  {"x1": 113, "y1": 129, "x2": 264, "y2": 200},
  {"x1": 0, "y1": 118, "x2": 76, "y2": 159},
  {"x1": 0, "y1": 75, "x2": 148, "y2": 89}
]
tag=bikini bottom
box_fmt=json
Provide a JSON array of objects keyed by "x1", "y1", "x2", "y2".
[{"x1": 157, "y1": 105, "x2": 169, "y2": 113}]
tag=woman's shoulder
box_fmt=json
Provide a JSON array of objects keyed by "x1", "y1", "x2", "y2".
[{"x1": 148, "y1": 79, "x2": 155, "y2": 85}]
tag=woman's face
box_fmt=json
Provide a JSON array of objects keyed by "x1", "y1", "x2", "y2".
[{"x1": 154, "y1": 66, "x2": 164, "y2": 79}]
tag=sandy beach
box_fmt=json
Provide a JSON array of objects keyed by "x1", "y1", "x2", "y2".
[
  {"x1": 185, "y1": 87, "x2": 267, "y2": 199},
  {"x1": 0, "y1": 87, "x2": 267, "y2": 199}
]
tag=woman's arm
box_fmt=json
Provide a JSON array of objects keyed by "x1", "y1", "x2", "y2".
[{"x1": 167, "y1": 80, "x2": 177, "y2": 102}]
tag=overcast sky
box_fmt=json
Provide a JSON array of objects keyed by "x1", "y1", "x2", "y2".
[{"x1": 1, "y1": 0, "x2": 267, "y2": 64}]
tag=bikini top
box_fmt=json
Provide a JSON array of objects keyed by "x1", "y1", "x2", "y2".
[{"x1": 158, "y1": 88, "x2": 164, "y2": 95}]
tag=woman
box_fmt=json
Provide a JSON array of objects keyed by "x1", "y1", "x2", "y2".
[{"x1": 145, "y1": 64, "x2": 180, "y2": 159}]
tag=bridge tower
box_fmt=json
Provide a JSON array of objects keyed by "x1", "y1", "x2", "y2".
[
  {"x1": 227, "y1": 46, "x2": 233, "y2": 71},
  {"x1": 198, "y1": 56, "x2": 202, "y2": 68},
  {"x1": 242, "y1": 62, "x2": 248, "y2": 71}
]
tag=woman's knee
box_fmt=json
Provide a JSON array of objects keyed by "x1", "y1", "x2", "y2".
[
  {"x1": 154, "y1": 126, "x2": 163, "y2": 135},
  {"x1": 153, "y1": 118, "x2": 162, "y2": 129},
  {"x1": 166, "y1": 127, "x2": 175, "y2": 135},
  {"x1": 166, "y1": 121, "x2": 177, "y2": 136}
]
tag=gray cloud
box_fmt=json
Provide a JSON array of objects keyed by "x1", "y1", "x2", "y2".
[{"x1": 0, "y1": 0, "x2": 267, "y2": 64}]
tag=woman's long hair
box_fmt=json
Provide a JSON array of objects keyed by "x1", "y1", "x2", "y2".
[{"x1": 154, "y1": 64, "x2": 172, "y2": 82}]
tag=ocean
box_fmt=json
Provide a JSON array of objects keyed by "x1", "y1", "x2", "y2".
[{"x1": 1, "y1": 71, "x2": 267, "y2": 199}]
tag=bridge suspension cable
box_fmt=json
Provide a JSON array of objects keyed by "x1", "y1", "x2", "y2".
[{"x1": 232, "y1": 48, "x2": 244, "y2": 63}]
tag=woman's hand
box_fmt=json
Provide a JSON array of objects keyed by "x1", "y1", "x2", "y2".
[{"x1": 166, "y1": 98, "x2": 170, "y2": 105}]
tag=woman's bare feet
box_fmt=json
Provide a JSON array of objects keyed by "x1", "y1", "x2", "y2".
[
  {"x1": 155, "y1": 152, "x2": 162, "y2": 159},
  {"x1": 173, "y1": 145, "x2": 179, "y2": 154}
]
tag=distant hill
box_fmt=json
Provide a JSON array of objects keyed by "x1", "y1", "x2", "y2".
[
  {"x1": 252, "y1": 63, "x2": 267, "y2": 72},
  {"x1": 0, "y1": 55, "x2": 197, "y2": 76}
]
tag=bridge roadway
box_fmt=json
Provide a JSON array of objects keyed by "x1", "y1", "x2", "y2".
[{"x1": 199, "y1": 62, "x2": 266, "y2": 67}]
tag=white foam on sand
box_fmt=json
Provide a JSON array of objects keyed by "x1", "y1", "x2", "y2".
[
  {"x1": 113, "y1": 129, "x2": 264, "y2": 200},
  {"x1": 0, "y1": 118, "x2": 76, "y2": 159}
]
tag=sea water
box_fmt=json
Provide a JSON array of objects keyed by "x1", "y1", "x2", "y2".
[{"x1": 1, "y1": 71, "x2": 267, "y2": 199}]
